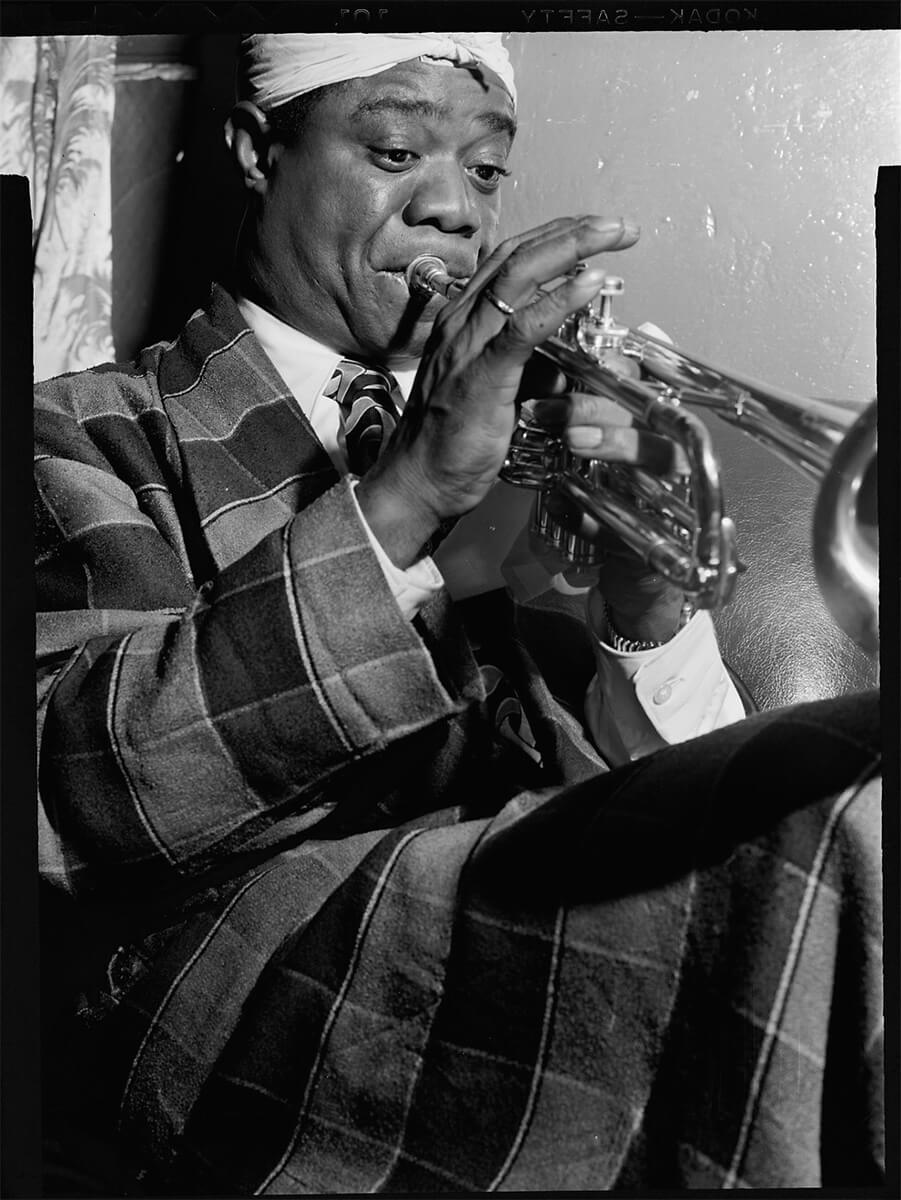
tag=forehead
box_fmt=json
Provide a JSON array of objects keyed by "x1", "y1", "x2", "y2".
[{"x1": 319, "y1": 58, "x2": 516, "y2": 138}]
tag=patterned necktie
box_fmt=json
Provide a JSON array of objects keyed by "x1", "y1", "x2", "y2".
[{"x1": 324, "y1": 359, "x2": 401, "y2": 476}]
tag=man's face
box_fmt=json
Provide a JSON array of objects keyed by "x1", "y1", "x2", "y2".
[{"x1": 253, "y1": 59, "x2": 516, "y2": 362}]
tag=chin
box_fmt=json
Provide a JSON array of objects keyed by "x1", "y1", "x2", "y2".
[
  {"x1": 364, "y1": 276, "x2": 439, "y2": 360},
  {"x1": 396, "y1": 310, "x2": 439, "y2": 356}
]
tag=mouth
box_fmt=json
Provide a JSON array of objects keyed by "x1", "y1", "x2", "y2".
[
  {"x1": 377, "y1": 269, "x2": 448, "y2": 308},
  {"x1": 378, "y1": 257, "x2": 473, "y2": 294},
  {"x1": 379, "y1": 269, "x2": 413, "y2": 288}
]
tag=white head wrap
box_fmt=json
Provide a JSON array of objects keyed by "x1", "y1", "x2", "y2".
[{"x1": 241, "y1": 32, "x2": 516, "y2": 112}]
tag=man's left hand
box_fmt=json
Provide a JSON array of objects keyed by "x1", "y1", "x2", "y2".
[{"x1": 524, "y1": 389, "x2": 689, "y2": 645}]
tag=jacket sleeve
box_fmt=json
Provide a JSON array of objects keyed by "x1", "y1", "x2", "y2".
[{"x1": 37, "y1": 404, "x2": 477, "y2": 899}]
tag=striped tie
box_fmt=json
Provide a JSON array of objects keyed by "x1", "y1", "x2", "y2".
[{"x1": 324, "y1": 359, "x2": 401, "y2": 476}]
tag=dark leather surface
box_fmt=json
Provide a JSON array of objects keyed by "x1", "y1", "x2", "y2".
[{"x1": 704, "y1": 415, "x2": 878, "y2": 709}]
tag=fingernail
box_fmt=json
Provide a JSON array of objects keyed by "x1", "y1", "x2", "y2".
[
  {"x1": 585, "y1": 220, "x2": 640, "y2": 250},
  {"x1": 574, "y1": 266, "x2": 607, "y2": 289},
  {"x1": 585, "y1": 217, "x2": 620, "y2": 234},
  {"x1": 587, "y1": 217, "x2": 639, "y2": 238},
  {"x1": 616, "y1": 220, "x2": 641, "y2": 245},
  {"x1": 568, "y1": 426, "x2": 605, "y2": 451}
]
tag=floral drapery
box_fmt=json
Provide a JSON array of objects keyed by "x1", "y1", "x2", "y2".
[{"x1": 0, "y1": 36, "x2": 117, "y2": 380}]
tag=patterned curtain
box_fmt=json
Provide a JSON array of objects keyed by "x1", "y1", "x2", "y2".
[{"x1": 0, "y1": 36, "x2": 117, "y2": 380}]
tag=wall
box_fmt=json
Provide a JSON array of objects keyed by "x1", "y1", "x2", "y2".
[
  {"x1": 501, "y1": 30, "x2": 898, "y2": 402},
  {"x1": 115, "y1": 29, "x2": 898, "y2": 400},
  {"x1": 112, "y1": 30, "x2": 897, "y2": 704},
  {"x1": 446, "y1": 30, "x2": 896, "y2": 704}
]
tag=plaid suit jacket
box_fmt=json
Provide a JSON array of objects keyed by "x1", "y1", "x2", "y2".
[
  {"x1": 35, "y1": 286, "x2": 884, "y2": 1193},
  {"x1": 36, "y1": 284, "x2": 605, "y2": 898}
]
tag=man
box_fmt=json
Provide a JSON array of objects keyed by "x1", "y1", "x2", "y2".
[{"x1": 36, "y1": 33, "x2": 881, "y2": 1195}]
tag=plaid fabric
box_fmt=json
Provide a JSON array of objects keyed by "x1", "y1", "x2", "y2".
[
  {"x1": 36, "y1": 286, "x2": 884, "y2": 1193},
  {"x1": 37, "y1": 285, "x2": 600, "y2": 900}
]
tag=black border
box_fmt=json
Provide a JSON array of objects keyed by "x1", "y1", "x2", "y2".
[
  {"x1": 1, "y1": 178, "x2": 39, "y2": 1199},
  {"x1": 1, "y1": 7, "x2": 898, "y2": 1198},
  {"x1": 0, "y1": 0, "x2": 899, "y2": 35},
  {"x1": 874, "y1": 164, "x2": 900, "y2": 1200}
]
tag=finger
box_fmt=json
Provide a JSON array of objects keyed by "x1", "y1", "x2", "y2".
[
  {"x1": 636, "y1": 321, "x2": 674, "y2": 346},
  {"x1": 561, "y1": 564, "x2": 602, "y2": 589},
  {"x1": 531, "y1": 392, "x2": 633, "y2": 431},
  {"x1": 528, "y1": 393, "x2": 689, "y2": 473},
  {"x1": 522, "y1": 529, "x2": 599, "y2": 589},
  {"x1": 445, "y1": 216, "x2": 638, "y2": 337},
  {"x1": 430, "y1": 216, "x2": 639, "y2": 366},
  {"x1": 544, "y1": 490, "x2": 606, "y2": 547},
  {"x1": 440, "y1": 217, "x2": 591, "y2": 324},
  {"x1": 483, "y1": 264, "x2": 614, "y2": 363},
  {"x1": 544, "y1": 493, "x2": 646, "y2": 566},
  {"x1": 518, "y1": 356, "x2": 568, "y2": 403},
  {"x1": 566, "y1": 425, "x2": 691, "y2": 475},
  {"x1": 483, "y1": 217, "x2": 640, "y2": 311},
  {"x1": 465, "y1": 214, "x2": 628, "y2": 296},
  {"x1": 475, "y1": 215, "x2": 596, "y2": 271},
  {"x1": 505, "y1": 214, "x2": 640, "y2": 262}
]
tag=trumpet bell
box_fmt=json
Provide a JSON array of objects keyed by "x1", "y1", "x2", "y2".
[{"x1": 812, "y1": 401, "x2": 878, "y2": 656}]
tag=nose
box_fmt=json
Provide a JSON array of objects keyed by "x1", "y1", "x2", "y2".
[{"x1": 403, "y1": 160, "x2": 482, "y2": 237}]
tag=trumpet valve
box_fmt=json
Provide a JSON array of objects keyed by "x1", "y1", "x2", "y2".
[
  {"x1": 596, "y1": 275, "x2": 625, "y2": 327},
  {"x1": 575, "y1": 276, "x2": 641, "y2": 379}
]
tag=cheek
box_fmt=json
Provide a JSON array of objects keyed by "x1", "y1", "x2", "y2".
[
  {"x1": 332, "y1": 182, "x2": 400, "y2": 257},
  {"x1": 479, "y1": 204, "x2": 501, "y2": 256},
  {"x1": 265, "y1": 181, "x2": 327, "y2": 264},
  {"x1": 275, "y1": 159, "x2": 371, "y2": 253}
]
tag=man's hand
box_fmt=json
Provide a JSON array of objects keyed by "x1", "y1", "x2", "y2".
[
  {"x1": 527, "y1": 390, "x2": 690, "y2": 645},
  {"x1": 355, "y1": 215, "x2": 639, "y2": 568}
]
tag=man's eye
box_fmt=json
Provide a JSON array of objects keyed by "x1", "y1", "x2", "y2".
[
  {"x1": 468, "y1": 163, "x2": 512, "y2": 190},
  {"x1": 372, "y1": 148, "x2": 418, "y2": 169}
]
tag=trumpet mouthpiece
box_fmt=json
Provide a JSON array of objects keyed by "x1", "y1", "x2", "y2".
[{"x1": 406, "y1": 255, "x2": 454, "y2": 297}]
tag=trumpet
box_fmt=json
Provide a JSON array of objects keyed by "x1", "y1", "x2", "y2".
[{"x1": 405, "y1": 256, "x2": 879, "y2": 655}]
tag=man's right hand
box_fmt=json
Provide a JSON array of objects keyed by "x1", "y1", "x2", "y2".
[{"x1": 355, "y1": 215, "x2": 640, "y2": 568}]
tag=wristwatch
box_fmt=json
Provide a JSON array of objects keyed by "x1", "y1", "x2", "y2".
[{"x1": 604, "y1": 598, "x2": 696, "y2": 653}]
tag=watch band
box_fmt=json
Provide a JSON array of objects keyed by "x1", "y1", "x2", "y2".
[{"x1": 604, "y1": 598, "x2": 696, "y2": 653}]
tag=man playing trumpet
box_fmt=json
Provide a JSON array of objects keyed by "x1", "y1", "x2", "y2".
[{"x1": 36, "y1": 33, "x2": 881, "y2": 1194}]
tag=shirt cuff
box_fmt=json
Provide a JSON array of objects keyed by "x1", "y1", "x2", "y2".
[
  {"x1": 584, "y1": 589, "x2": 745, "y2": 762},
  {"x1": 349, "y1": 479, "x2": 445, "y2": 621}
]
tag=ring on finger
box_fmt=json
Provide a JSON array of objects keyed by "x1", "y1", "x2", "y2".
[{"x1": 483, "y1": 288, "x2": 517, "y2": 317}]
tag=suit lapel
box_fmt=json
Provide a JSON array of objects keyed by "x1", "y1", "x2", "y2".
[{"x1": 157, "y1": 285, "x2": 339, "y2": 571}]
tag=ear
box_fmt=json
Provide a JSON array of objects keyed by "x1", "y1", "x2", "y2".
[{"x1": 224, "y1": 101, "x2": 279, "y2": 193}]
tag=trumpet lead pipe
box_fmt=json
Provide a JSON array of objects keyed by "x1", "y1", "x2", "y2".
[{"x1": 405, "y1": 255, "x2": 468, "y2": 299}]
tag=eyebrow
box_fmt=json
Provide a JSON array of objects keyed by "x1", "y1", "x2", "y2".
[{"x1": 349, "y1": 96, "x2": 517, "y2": 141}]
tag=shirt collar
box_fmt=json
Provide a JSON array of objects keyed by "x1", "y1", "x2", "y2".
[{"x1": 237, "y1": 295, "x2": 418, "y2": 411}]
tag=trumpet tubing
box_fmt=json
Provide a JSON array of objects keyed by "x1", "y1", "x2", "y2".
[{"x1": 405, "y1": 255, "x2": 879, "y2": 655}]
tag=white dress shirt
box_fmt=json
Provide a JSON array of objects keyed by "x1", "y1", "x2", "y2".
[{"x1": 237, "y1": 296, "x2": 745, "y2": 764}]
